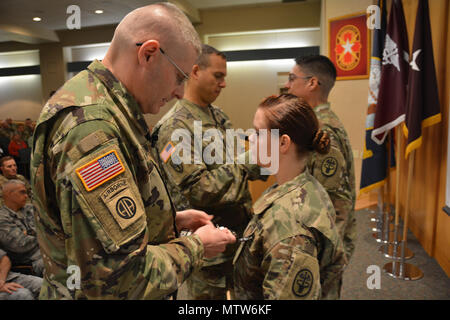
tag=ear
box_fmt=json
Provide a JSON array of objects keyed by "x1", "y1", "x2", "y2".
[
  {"x1": 279, "y1": 134, "x2": 291, "y2": 155},
  {"x1": 308, "y1": 76, "x2": 320, "y2": 91},
  {"x1": 137, "y1": 40, "x2": 160, "y2": 66},
  {"x1": 190, "y1": 64, "x2": 200, "y2": 79}
]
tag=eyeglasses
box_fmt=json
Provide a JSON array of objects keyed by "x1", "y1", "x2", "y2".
[
  {"x1": 288, "y1": 73, "x2": 321, "y2": 85},
  {"x1": 136, "y1": 43, "x2": 189, "y2": 85}
]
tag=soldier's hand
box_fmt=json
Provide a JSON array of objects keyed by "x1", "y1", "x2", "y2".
[
  {"x1": 175, "y1": 209, "x2": 214, "y2": 232},
  {"x1": 194, "y1": 224, "x2": 236, "y2": 258},
  {"x1": 0, "y1": 281, "x2": 23, "y2": 294}
]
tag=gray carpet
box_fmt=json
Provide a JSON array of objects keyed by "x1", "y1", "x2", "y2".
[{"x1": 341, "y1": 206, "x2": 450, "y2": 300}]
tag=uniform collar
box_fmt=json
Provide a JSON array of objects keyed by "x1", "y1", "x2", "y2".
[
  {"x1": 87, "y1": 60, "x2": 150, "y2": 138},
  {"x1": 253, "y1": 170, "x2": 310, "y2": 215},
  {"x1": 315, "y1": 103, "x2": 331, "y2": 112},
  {"x1": 176, "y1": 99, "x2": 217, "y2": 125}
]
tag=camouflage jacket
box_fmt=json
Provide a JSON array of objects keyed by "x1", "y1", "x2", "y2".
[
  {"x1": 151, "y1": 99, "x2": 263, "y2": 265},
  {"x1": 0, "y1": 204, "x2": 40, "y2": 265},
  {"x1": 0, "y1": 126, "x2": 14, "y2": 139},
  {"x1": 30, "y1": 60, "x2": 204, "y2": 300},
  {"x1": 233, "y1": 170, "x2": 347, "y2": 300},
  {"x1": 308, "y1": 103, "x2": 356, "y2": 238},
  {"x1": 0, "y1": 174, "x2": 32, "y2": 206}
]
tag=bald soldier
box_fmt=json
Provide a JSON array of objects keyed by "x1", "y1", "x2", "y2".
[{"x1": 30, "y1": 3, "x2": 235, "y2": 300}]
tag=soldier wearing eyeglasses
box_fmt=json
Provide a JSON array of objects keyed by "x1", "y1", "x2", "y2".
[
  {"x1": 285, "y1": 55, "x2": 356, "y2": 299},
  {"x1": 30, "y1": 3, "x2": 235, "y2": 300}
]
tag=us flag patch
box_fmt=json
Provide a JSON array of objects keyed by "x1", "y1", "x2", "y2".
[
  {"x1": 76, "y1": 150, "x2": 125, "y2": 192},
  {"x1": 160, "y1": 141, "x2": 175, "y2": 163}
]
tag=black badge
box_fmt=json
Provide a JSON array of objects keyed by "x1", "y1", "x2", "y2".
[
  {"x1": 116, "y1": 196, "x2": 137, "y2": 219},
  {"x1": 321, "y1": 157, "x2": 338, "y2": 177},
  {"x1": 292, "y1": 269, "x2": 313, "y2": 297}
]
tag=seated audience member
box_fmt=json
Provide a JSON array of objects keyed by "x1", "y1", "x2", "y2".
[
  {"x1": 0, "y1": 156, "x2": 32, "y2": 205},
  {"x1": 0, "y1": 180, "x2": 43, "y2": 276},
  {"x1": 16, "y1": 124, "x2": 27, "y2": 141},
  {"x1": 0, "y1": 248, "x2": 42, "y2": 300},
  {"x1": 233, "y1": 94, "x2": 347, "y2": 300},
  {"x1": 8, "y1": 133, "x2": 27, "y2": 164},
  {"x1": 0, "y1": 120, "x2": 13, "y2": 139},
  {"x1": 24, "y1": 119, "x2": 35, "y2": 147}
]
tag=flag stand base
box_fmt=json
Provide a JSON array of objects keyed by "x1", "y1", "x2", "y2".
[
  {"x1": 378, "y1": 243, "x2": 414, "y2": 260},
  {"x1": 383, "y1": 261, "x2": 423, "y2": 280}
]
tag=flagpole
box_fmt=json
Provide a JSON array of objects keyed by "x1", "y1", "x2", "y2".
[
  {"x1": 379, "y1": 126, "x2": 413, "y2": 258},
  {"x1": 384, "y1": 149, "x2": 423, "y2": 280}
]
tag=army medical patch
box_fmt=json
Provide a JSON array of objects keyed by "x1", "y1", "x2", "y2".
[
  {"x1": 292, "y1": 269, "x2": 313, "y2": 297},
  {"x1": 76, "y1": 150, "x2": 125, "y2": 191},
  {"x1": 321, "y1": 157, "x2": 338, "y2": 177},
  {"x1": 160, "y1": 141, "x2": 176, "y2": 163}
]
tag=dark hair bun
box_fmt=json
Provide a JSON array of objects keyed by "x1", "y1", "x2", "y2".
[{"x1": 312, "y1": 130, "x2": 330, "y2": 154}]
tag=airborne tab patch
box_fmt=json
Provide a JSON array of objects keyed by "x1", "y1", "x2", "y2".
[{"x1": 76, "y1": 150, "x2": 125, "y2": 192}]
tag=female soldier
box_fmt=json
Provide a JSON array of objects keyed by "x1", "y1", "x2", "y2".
[{"x1": 233, "y1": 94, "x2": 347, "y2": 300}]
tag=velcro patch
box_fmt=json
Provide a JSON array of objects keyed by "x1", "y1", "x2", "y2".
[
  {"x1": 76, "y1": 150, "x2": 125, "y2": 191},
  {"x1": 321, "y1": 157, "x2": 338, "y2": 177},
  {"x1": 100, "y1": 179, "x2": 145, "y2": 230},
  {"x1": 292, "y1": 269, "x2": 313, "y2": 297},
  {"x1": 160, "y1": 141, "x2": 175, "y2": 163}
]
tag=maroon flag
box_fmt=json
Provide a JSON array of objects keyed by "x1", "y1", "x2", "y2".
[
  {"x1": 371, "y1": 0, "x2": 409, "y2": 145},
  {"x1": 403, "y1": 0, "x2": 441, "y2": 158}
]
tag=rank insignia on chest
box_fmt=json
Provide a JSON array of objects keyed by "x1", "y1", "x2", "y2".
[
  {"x1": 160, "y1": 141, "x2": 176, "y2": 163},
  {"x1": 76, "y1": 150, "x2": 125, "y2": 192}
]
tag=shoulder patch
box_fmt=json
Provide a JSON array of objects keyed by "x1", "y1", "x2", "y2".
[
  {"x1": 76, "y1": 149, "x2": 125, "y2": 192},
  {"x1": 100, "y1": 179, "x2": 145, "y2": 230},
  {"x1": 321, "y1": 157, "x2": 338, "y2": 177},
  {"x1": 292, "y1": 269, "x2": 314, "y2": 297},
  {"x1": 160, "y1": 141, "x2": 176, "y2": 163}
]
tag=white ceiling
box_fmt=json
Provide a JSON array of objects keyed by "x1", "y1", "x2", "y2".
[{"x1": 0, "y1": 0, "x2": 311, "y2": 44}]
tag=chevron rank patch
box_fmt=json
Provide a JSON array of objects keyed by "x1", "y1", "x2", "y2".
[
  {"x1": 160, "y1": 141, "x2": 175, "y2": 163},
  {"x1": 76, "y1": 150, "x2": 125, "y2": 192}
]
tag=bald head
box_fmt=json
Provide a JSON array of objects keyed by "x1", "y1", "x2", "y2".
[
  {"x1": 102, "y1": 2, "x2": 201, "y2": 115},
  {"x1": 107, "y1": 3, "x2": 201, "y2": 62}
]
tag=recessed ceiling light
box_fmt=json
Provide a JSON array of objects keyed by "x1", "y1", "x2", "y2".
[
  {"x1": 95, "y1": 9, "x2": 104, "y2": 14},
  {"x1": 33, "y1": 17, "x2": 42, "y2": 22}
]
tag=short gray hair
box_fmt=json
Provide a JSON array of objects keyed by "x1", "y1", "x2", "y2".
[{"x1": 2, "y1": 179, "x2": 25, "y2": 193}]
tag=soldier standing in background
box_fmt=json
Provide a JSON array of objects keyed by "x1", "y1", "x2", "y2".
[
  {"x1": 152, "y1": 44, "x2": 266, "y2": 299},
  {"x1": 30, "y1": 3, "x2": 235, "y2": 300},
  {"x1": 286, "y1": 55, "x2": 356, "y2": 297}
]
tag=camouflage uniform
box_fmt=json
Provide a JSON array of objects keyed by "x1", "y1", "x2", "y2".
[
  {"x1": 308, "y1": 103, "x2": 356, "y2": 261},
  {"x1": 22, "y1": 126, "x2": 34, "y2": 142},
  {"x1": 0, "y1": 204, "x2": 44, "y2": 276},
  {"x1": 233, "y1": 170, "x2": 347, "y2": 300},
  {"x1": 0, "y1": 126, "x2": 14, "y2": 139},
  {"x1": 0, "y1": 174, "x2": 32, "y2": 206},
  {"x1": 0, "y1": 248, "x2": 43, "y2": 300},
  {"x1": 152, "y1": 99, "x2": 263, "y2": 299},
  {"x1": 30, "y1": 60, "x2": 204, "y2": 300}
]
